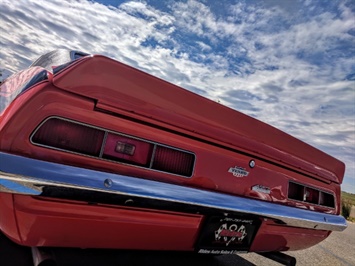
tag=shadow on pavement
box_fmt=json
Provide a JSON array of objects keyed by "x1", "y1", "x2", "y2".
[
  {"x1": 52, "y1": 248, "x2": 256, "y2": 266},
  {"x1": 0, "y1": 231, "x2": 33, "y2": 266},
  {"x1": 0, "y1": 232, "x2": 256, "y2": 266}
]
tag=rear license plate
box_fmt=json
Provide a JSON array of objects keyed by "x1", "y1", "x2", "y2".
[{"x1": 196, "y1": 216, "x2": 259, "y2": 255}]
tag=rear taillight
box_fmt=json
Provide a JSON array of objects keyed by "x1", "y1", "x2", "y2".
[
  {"x1": 152, "y1": 146, "x2": 194, "y2": 176},
  {"x1": 31, "y1": 117, "x2": 195, "y2": 177},
  {"x1": 32, "y1": 118, "x2": 104, "y2": 156},
  {"x1": 288, "y1": 181, "x2": 335, "y2": 208}
]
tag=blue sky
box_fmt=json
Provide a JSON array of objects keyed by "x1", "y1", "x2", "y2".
[{"x1": 0, "y1": 0, "x2": 354, "y2": 193}]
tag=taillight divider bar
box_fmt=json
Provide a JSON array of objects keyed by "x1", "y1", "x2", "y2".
[
  {"x1": 149, "y1": 144, "x2": 158, "y2": 169},
  {"x1": 99, "y1": 131, "x2": 108, "y2": 158}
]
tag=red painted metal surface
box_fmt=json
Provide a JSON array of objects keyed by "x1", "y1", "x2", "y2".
[
  {"x1": 250, "y1": 218, "x2": 330, "y2": 252},
  {"x1": 0, "y1": 193, "x2": 21, "y2": 244},
  {"x1": 0, "y1": 193, "x2": 331, "y2": 252},
  {"x1": 12, "y1": 195, "x2": 202, "y2": 250}
]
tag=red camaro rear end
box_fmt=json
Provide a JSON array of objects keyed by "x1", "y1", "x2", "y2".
[{"x1": 0, "y1": 50, "x2": 347, "y2": 263}]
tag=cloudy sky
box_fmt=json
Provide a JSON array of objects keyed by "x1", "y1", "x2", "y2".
[{"x1": 0, "y1": 0, "x2": 354, "y2": 193}]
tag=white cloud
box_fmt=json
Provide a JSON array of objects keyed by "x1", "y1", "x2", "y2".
[{"x1": 0, "y1": 0, "x2": 354, "y2": 192}]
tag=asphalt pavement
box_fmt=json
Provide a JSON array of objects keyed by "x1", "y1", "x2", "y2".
[{"x1": 238, "y1": 221, "x2": 355, "y2": 266}]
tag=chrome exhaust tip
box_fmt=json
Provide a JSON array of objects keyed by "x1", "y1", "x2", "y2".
[{"x1": 31, "y1": 247, "x2": 57, "y2": 266}]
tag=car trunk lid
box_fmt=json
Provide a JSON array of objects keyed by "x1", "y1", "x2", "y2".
[{"x1": 52, "y1": 55, "x2": 345, "y2": 184}]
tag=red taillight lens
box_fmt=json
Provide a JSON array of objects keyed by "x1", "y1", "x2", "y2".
[
  {"x1": 32, "y1": 118, "x2": 104, "y2": 156},
  {"x1": 304, "y1": 187, "x2": 319, "y2": 204},
  {"x1": 152, "y1": 146, "x2": 194, "y2": 176},
  {"x1": 319, "y1": 191, "x2": 335, "y2": 208},
  {"x1": 288, "y1": 182, "x2": 304, "y2": 201}
]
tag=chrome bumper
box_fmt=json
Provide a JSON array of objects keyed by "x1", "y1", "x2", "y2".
[{"x1": 0, "y1": 152, "x2": 347, "y2": 231}]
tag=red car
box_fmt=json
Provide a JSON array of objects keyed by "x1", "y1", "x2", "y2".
[{"x1": 0, "y1": 50, "x2": 347, "y2": 265}]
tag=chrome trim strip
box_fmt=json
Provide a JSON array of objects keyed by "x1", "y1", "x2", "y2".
[{"x1": 0, "y1": 152, "x2": 347, "y2": 232}]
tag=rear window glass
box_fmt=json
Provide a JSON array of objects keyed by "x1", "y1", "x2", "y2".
[{"x1": 0, "y1": 67, "x2": 48, "y2": 115}]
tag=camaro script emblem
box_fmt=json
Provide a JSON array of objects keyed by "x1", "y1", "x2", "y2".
[{"x1": 228, "y1": 166, "x2": 249, "y2": 177}]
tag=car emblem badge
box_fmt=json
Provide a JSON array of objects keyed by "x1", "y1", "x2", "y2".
[
  {"x1": 214, "y1": 223, "x2": 247, "y2": 246},
  {"x1": 228, "y1": 166, "x2": 249, "y2": 177},
  {"x1": 252, "y1": 185, "x2": 271, "y2": 194}
]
